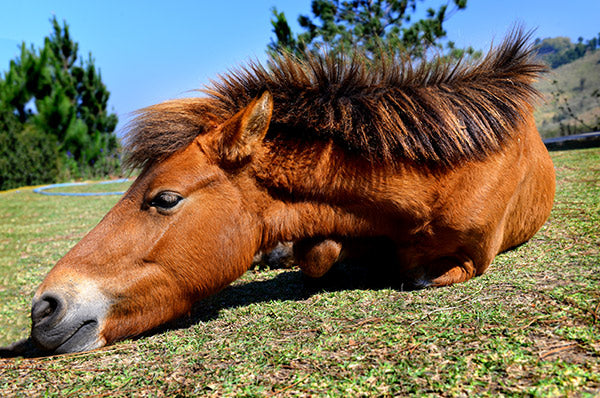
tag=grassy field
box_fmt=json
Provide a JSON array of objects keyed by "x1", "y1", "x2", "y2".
[{"x1": 0, "y1": 148, "x2": 599, "y2": 397}]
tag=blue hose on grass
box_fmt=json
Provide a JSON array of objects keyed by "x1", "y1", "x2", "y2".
[{"x1": 33, "y1": 179, "x2": 130, "y2": 197}]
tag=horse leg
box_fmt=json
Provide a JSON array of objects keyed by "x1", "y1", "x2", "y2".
[
  {"x1": 293, "y1": 238, "x2": 342, "y2": 278},
  {"x1": 409, "y1": 254, "x2": 480, "y2": 288}
]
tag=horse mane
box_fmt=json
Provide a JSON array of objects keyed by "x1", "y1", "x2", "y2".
[{"x1": 123, "y1": 28, "x2": 546, "y2": 170}]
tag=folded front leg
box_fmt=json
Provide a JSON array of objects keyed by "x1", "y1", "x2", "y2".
[{"x1": 293, "y1": 238, "x2": 342, "y2": 278}]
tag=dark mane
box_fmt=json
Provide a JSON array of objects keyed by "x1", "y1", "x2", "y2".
[{"x1": 124, "y1": 29, "x2": 545, "y2": 170}]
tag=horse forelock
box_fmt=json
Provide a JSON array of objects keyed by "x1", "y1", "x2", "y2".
[
  {"x1": 123, "y1": 28, "x2": 546, "y2": 170},
  {"x1": 122, "y1": 98, "x2": 226, "y2": 170}
]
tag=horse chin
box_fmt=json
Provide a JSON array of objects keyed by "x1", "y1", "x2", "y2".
[
  {"x1": 40, "y1": 320, "x2": 105, "y2": 354},
  {"x1": 31, "y1": 312, "x2": 106, "y2": 354}
]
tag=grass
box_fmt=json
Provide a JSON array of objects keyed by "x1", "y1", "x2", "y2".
[{"x1": 0, "y1": 148, "x2": 599, "y2": 397}]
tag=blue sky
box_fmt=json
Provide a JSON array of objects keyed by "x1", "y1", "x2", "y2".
[{"x1": 1, "y1": 1, "x2": 598, "y2": 134}]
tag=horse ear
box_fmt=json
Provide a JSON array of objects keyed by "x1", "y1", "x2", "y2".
[{"x1": 218, "y1": 91, "x2": 273, "y2": 164}]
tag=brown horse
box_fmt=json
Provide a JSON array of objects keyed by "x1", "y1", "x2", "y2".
[{"x1": 29, "y1": 30, "x2": 555, "y2": 353}]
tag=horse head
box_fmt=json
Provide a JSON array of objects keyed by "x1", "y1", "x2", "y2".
[{"x1": 31, "y1": 92, "x2": 274, "y2": 353}]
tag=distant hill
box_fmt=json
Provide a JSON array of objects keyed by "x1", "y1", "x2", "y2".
[
  {"x1": 534, "y1": 49, "x2": 600, "y2": 138},
  {"x1": 535, "y1": 36, "x2": 598, "y2": 68}
]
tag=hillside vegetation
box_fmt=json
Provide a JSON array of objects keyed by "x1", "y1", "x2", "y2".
[{"x1": 535, "y1": 50, "x2": 600, "y2": 138}]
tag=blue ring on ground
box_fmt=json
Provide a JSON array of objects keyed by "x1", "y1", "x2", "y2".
[{"x1": 33, "y1": 179, "x2": 130, "y2": 196}]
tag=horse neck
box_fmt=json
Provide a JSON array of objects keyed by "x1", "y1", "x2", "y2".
[
  {"x1": 256, "y1": 138, "x2": 381, "y2": 199},
  {"x1": 252, "y1": 138, "x2": 415, "y2": 248}
]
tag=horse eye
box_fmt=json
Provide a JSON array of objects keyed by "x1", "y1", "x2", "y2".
[{"x1": 149, "y1": 192, "x2": 183, "y2": 211}]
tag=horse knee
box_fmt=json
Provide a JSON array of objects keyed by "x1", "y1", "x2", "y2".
[{"x1": 293, "y1": 238, "x2": 342, "y2": 278}]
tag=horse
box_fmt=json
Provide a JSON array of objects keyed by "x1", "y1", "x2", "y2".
[{"x1": 29, "y1": 30, "x2": 555, "y2": 353}]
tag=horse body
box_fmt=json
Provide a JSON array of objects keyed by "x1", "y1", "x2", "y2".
[
  {"x1": 29, "y1": 31, "x2": 555, "y2": 353},
  {"x1": 258, "y1": 111, "x2": 554, "y2": 285}
]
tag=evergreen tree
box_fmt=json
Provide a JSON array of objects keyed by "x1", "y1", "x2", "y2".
[
  {"x1": 0, "y1": 16, "x2": 119, "y2": 189},
  {"x1": 268, "y1": 0, "x2": 477, "y2": 59},
  {"x1": 35, "y1": 17, "x2": 118, "y2": 165}
]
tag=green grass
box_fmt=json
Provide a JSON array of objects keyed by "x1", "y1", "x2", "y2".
[
  {"x1": 1, "y1": 148, "x2": 599, "y2": 397},
  {"x1": 0, "y1": 182, "x2": 128, "y2": 347}
]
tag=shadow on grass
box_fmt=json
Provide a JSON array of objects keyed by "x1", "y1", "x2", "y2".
[
  {"x1": 0, "y1": 261, "x2": 417, "y2": 359},
  {"x1": 0, "y1": 338, "x2": 39, "y2": 359},
  {"x1": 146, "y1": 260, "x2": 419, "y2": 340}
]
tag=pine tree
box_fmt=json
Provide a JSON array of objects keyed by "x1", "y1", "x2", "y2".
[
  {"x1": 36, "y1": 17, "x2": 119, "y2": 166},
  {"x1": 0, "y1": 16, "x2": 119, "y2": 189},
  {"x1": 268, "y1": 0, "x2": 477, "y2": 60}
]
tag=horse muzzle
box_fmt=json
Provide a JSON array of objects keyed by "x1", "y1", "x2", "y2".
[{"x1": 30, "y1": 281, "x2": 111, "y2": 354}]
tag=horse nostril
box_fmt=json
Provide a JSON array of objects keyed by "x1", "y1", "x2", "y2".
[{"x1": 31, "y1": 294, "x2": 64, "y2": 326}]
